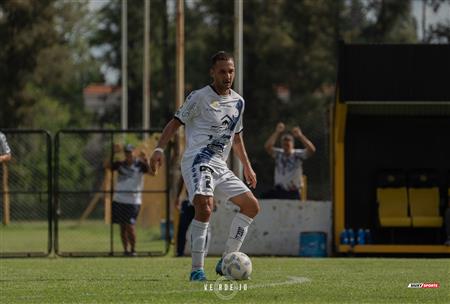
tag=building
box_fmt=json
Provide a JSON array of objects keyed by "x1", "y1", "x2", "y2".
[{"x1": 83, "y1": 84, "x2": 121, "y2": 118}]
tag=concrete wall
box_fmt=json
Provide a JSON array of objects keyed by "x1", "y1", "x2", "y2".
[{"x1": 185, "y1": 199, "x2": 332, "y2": 256}]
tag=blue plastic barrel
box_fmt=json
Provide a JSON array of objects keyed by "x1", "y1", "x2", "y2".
[{"x1": 299, "y1": 231, "x2": 327, "y2": 257}]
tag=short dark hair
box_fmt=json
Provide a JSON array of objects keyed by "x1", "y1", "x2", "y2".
[
  {"x1": 124, "y1": 144, "x2": 134, "y2": 152},
  {"x1": 211, "y1": 51, "x2": 234, "y2": 67},
  {"x1": 281, "y1": 133, "x2": 294, "y2": 142}
]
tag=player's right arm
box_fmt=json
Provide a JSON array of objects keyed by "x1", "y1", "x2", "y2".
[
  {"x1": 264, "y1": 122, "x2": 285, "y2": 157},
  {"x1": 151, "y1": 91, "x2": 199, "y2": 175},
  {"x1": 149, "y1": 118, "x2": 182, "y2": 175}
]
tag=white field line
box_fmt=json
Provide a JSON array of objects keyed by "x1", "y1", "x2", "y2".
[
  {"x1": 10, "y1": 276, "x2": 312, "y2": 299},
  {"x1": 247, "y1": 276, "x2": 311, "y2": 289}
]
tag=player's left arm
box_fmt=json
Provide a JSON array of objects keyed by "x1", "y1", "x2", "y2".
[
  {"x1": 232, "y1": 132, "x2": 257, "y2": 188},
  {"x1": 292, "y1": 126, "x2": 316, "y2": 157}
]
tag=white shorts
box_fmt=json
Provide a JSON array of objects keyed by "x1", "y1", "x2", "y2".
[{"x1": 181, "y1": 155, "x2": 250, "y2": 203}]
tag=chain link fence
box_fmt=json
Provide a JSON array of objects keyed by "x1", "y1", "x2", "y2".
[
  {"x1": 1, "y1": 124, "x2": 329, "y2": 258},
  {"x1": 0, "y1": 130, "x2": 52, "y2": 257},
  {"x1": 54, "y1": 130, "x2": 169, "y2": 257}
]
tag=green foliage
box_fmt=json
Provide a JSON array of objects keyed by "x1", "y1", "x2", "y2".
[
  {"x1": 91, "y1": 0, "x2": 174, "y2": 128},
  {"x1": 18, "y1": 84, "x2": 71, "y2": 133},
  {"x1": 0, "y1": 0, "x2": 102, "y2": 129},
  {"x1": 425, "y1": 0, "x2": 450, "y2": 42},
  {"x1": 1, "y1": 0, "x2": 423, "y2": 199},
  {"x1": 88, "y1": 0, "x2": 419, "y2": 199},
  {"x1": 341, "y1": 0, "x2": 417, "y2": 43}
]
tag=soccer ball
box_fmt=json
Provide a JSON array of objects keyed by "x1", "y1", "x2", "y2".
[{"x1": 221, "y1": 251, "x2": 252, "y2": 280}]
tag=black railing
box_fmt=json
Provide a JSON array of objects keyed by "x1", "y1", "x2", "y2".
[{"x1": 0, "y1": 129, "x2": 52, "y2": 257}]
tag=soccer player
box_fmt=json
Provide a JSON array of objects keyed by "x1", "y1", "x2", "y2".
[{"x1": 150, "y1": 51, "x2": 260, "y2": 281}]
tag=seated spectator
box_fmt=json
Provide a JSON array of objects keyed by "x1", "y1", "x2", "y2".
[{"x1": 262, "y1": 122, "x2": 316, "y2": 200}]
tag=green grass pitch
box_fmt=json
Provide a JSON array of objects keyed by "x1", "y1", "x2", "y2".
[{"x1": 1, "y1": 257, "x2": 448, "y2": 303}]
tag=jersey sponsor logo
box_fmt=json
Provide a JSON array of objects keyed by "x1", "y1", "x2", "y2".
[
  {"x1": 206, "y1": 101, "x2": 221, "y2": 113},
  {"x1": 210, "y1": 101, "x2": 220, "y2": 109}
]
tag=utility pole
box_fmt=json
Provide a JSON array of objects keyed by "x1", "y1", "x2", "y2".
[
  {"x1": 121, "y1": 0, "x2": 128, "y2": 130},
  {"x1": 233, "y1": 0, "x2": 243, "y2": 179},
  {"x1": 143, "y1": 0, "x2": 151, "y2": 132}
]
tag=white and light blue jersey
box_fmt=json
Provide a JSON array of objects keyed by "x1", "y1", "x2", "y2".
[
  {"x1": 273, "y1": 148, "x2": 309, "y2": 191},
  {"x1": 112, "y1": 160, "x2": 149, "y2": 205},
  {"x1": 0, "y1": 132, "x2": 11, "y2": 156},
  {"x1": 175, "y1": 85, "x2": 244, "y2": 167}
]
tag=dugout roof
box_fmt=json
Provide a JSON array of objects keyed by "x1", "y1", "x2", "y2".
[{"x1": 337, "y1": 42, "x2": 450, "y2": 103}]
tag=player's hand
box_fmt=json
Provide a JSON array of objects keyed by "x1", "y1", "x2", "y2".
[
  {"x1": 275, "y1": 122, "x2": 285, "y2": 133},
  {"x1": 243, "y1": 165, "x2": 257, "y2": 189},
  {"x1": 139, "y1": 150, "x2": 148, "y2": 160},
  {"x1": 113, "y1": 143, "x2": 122, "y2": 153},
  {"x1": 150, "y1": 150, "x2": 164, "y2": 175},
  {"x1": 291, "y1": 126, "x2": 303, "y2": 137}
]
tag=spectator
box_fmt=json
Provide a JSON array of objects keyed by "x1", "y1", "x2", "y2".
[
  {"x1": 262, "y1": 122, "x2": 316, "y2": 200},
  {"x1": 105, "y1": 143, "x2": 150, "y2": 256},
  {"x1": 174, "y1": 176, "x2": 195, "y2": 257},
  {"x1": 0, "y1": 132, "x2": 12, "y2": 163}
]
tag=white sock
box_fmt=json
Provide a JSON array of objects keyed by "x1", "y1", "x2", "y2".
[
  {"x1": 190, "y1": 219, "x2": 209, "y2": 271},
  {"x1": 223, "y1": 213, "x2": 253, "y2": 257},
  {"x1": 204, "y1": 226, "x2": 212, "y2": 257}
]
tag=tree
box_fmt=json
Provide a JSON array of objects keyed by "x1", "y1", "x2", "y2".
[
  {"x1": 425, "y1": 0, "x2": 450, "y2": 43},
  {"x1": 90, "y1": 0, "x2": 175, "y2": 128},
  {"x1": 340, "y1": 0, "x2": 417, "y2": 43},
  {"x1": 0, "y1": 0, "x2": 102, "y2": 129},
  {"x1": 89, "y1": 0, "x2": 418, "y2": 199},
  {"x1": 0, "y1": 0, "x2": 58, "y2": 127}
]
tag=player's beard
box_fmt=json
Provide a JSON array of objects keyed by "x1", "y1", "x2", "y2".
[{"x1": 222, "y1": 80, "x2": 232, "y2": 92}]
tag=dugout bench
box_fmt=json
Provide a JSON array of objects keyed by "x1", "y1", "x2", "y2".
[{"x1": 331, "y1": 42, "x2": 450, "y2": 255}]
